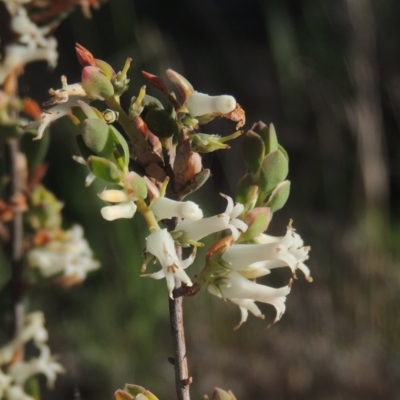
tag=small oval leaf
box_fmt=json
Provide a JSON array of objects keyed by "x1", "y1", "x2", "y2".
[
  {"x1": 259, "y1": 149, "x2": 288, "y2": 196},
  {"x1": 242, "y1": 131, "x2": 265, "y2": 174},
  {"x1": 266, "y1": 180, "x2": 291, "y2": 212},
  {"x1": 87, "y1": 156, "x2": 123, "y2": 184},
  {"x1": 82, "y1": 118, "x2": 114, "y2": 156},
  {"x1": 236, "y1": 172, "x2": 259, "y2": 212}
]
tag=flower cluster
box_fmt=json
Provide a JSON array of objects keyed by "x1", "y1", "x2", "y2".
[
  {"x1": 26, "y1": 225, "x2": 100, "y2": 287},
  {"x1": 29, "y1": 45, "x2": 313, "y2": 329},
  {"x1": 206, "y1": 221, "x2": 311, "y2": 328},
  {"x1": 0, "y1": 0, "x2": 99, "y2": 86},
  {"x1": 144, "y1": 195, "x2": 311, "y2": 327},
  {"x1": 0, "y1": 312, "x2": 64, "y2": 400},
  {"x1": 0, "y1": 0, "x2": 57, "y2": 84}
]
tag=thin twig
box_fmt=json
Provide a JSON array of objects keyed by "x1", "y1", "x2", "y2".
[{"x1": 169, "y1": 277, "x2": 191, "y2": 400}]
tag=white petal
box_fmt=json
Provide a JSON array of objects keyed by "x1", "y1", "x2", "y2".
[
  {"x1": 239, "y1": 264, "x2": 271, "y2": 279},
  {"x1": 229, "y1": 298, "x2": 264, "y2": 329},
  {"x1": 219, "y1": 272, "x2": 291, "y2": 303},
  {"x1": 146, "y1": 229, "x2": 195, "y2": 297},
  {"x1": 146, "y1": 229, "x2": 176, "y2": 267},
  {"x1": 229, "y1": 225, "x2": 241, "y2": 241},
  {"x1": 85, "y1": 172, "x2": 96, "y2": 187},
  {"x1": 230, "y1": 203, "x2": 244, "y2": 219},
  {"x1": 230, "y1": 218, "x2": 248, "y2": 233},
  {"x1": 148, "y1": 270, "x2": 165, "y2": 280},
  {"x1": 223, "y1": 194, "x2": 234, "y2": 214}
]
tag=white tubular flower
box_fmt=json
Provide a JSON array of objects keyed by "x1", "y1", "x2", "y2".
[
  {"x1": 151, "y1": 197, "x2": 203, "y2": 221},
  {"x1": 26, "y1": 225, "x2": 100, "y2": 285},
  {"x1": 222, "y1": 223, "x2": 312, "y2": 281},
  {"x1": 146, "y1": 229, "x2": 195, "y2": 298},
  {"x1": 8, "y1": 344, "x2": 64, "y2": 388},
  {"x1": 175, "y1": 195, "x2": 247, "y2": 241},
  {"x1": 208, "y1": 272, "x2": 291, "y2": 327},
  {"x1": 186, "y1": 91, "x2": 236, "y2": 117}
]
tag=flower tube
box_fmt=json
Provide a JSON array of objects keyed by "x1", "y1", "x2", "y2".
[
  {"x1": 151, "y1": 197, "x2": 203, "y2": 221},
  {"x1": 208, "y1": 272, "x2": 291, "y2": 327},
  {"x1": 186, "y1": 91, "x2": 236, "y2": 117},
  {"x1": 175, "y1": 195, "x2": 247, "y2": 241},
  {"x1": 222, "y1": 224, "x2": 312, "y2": 281}
]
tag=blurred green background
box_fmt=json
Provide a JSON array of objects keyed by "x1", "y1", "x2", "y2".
[{"x1": 7, "y1": 0, "x2": 400, "y2": 399}]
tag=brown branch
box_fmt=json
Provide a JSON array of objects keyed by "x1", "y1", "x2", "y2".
[{"x1": 169, "y1": 278, "x2": 191, "y2": 400}]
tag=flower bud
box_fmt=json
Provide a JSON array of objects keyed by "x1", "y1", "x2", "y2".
[
  {"x1": 81, "y1": 66, "x2": 114, "y2": 100},
  {"x1": 101, "y1": 202, "x2": 137, "y2": 221},
  {"x1": 98, "y1": 190, "x2": 130, "y2": 203}
]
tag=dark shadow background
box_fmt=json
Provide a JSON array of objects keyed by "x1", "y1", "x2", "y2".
[{"x1": 8, "y1": 0, "x2": 400, "y2": 399}]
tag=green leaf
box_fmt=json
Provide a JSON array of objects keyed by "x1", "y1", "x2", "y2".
[
  {"x1": 110, "y1": 125, "x2": 130, "y2": 168},
  {"x1": 76, "y1": 100, "x2": 101, "y2": 120},
  {"x1": 236, "y1": 172, "x2": 259, "y2": 212},
  {"x1": 252, "y1": 121, "x2": 278, "y2": 154},
  {"x1": 264, "y1": 123, "x2": 279, "y2": 154},
  {"x1": 82, "y1": 118, "x2": 114, "y2": 156},
  {"x1": 87, "y1": 156, "x2": 123, "y2": 184},
  {"x1": 76, "y1": 134, "x2": 96, "y2": 160},
  {"x1": 242, "y1": 131, "x2": 265, "y2": 174},
  {"x1": 266, "y1": 180, "x2": 291, "y2": 212},
  {"x1": 259, "y1": 149, "x2": 288, "y2": 197},
  {"x1": 278, "y1": 143, "x2": 288, "y2": 160}
]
